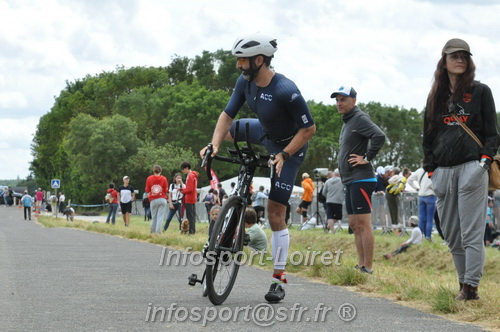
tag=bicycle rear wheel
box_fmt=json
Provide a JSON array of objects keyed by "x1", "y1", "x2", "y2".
[{"x1": 205, "y1": 196, "x2": 245, "y2": 305}]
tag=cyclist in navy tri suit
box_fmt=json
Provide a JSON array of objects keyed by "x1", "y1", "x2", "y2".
[{"x1": 201, "y1": 33, "x2": 316, "y2": 303}]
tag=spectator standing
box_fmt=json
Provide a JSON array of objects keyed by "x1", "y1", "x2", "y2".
[
  {"x1": 322, "y1": 169, "x2": 344, "y2": 233},
  {"x1": 423, "y1": 38, "x2": 499, "y2": 300},
  {"x1": 2, "y1": 187, "x2": 8, "y2": 207},
  {"x1": 164, "y1": 173, "x2": 185, "y2": 231},
  {"x1": 35, "y1": 188, "x2": 44, "y2": 214},
  {"x1": 118, "y1": 176, "x2": 135, "y2": 227},
  {"x1": 333, "y1": 85, "x2": 385, "y2": 274},
  {"x1": 142, "y1": 192, "x2": 151, "y2": 221},
  {"x1": 213, "y1": 189, "x2": 221, "y2": 206},
  {"x1": 203, "y1": 189, "x2": 216, "y2": 222},
  {"x1": 41, "y1": 190, "x2": 46, "y2": 212},
  {"x1": 386, "y1": 167, "x2": 411, "y2": 227},
  {"x1": 21, "y1": 190, "x2": 33, "y2": 221},
  {"x1": 105, "y1": 183, "x2": 119, "y2": 225},
  {"x1": 217, "y1": 183, "x2": 226, "y2": 204},
  {"x1": 145, "y1": 165, "x2": 168, "y2": 234},
  {"x1": 7, "y1": 187, "x2": 13, "y2": 206},
  {"x1": 372, "y1": 166, "x2": 388, "y2": 227},
  {"x1": 253, "y1": 185, "x2": 268, "y2": 222},
  {"x1": 181, "y1": 162, "x2": 199, "y2": 234},
  {"x1": 49, "y1": 194, "x2": 57, "y2": 217},
  {"x1": 485, "y1": 197, "x2": 495, "y2": 246},
  {"x1": 296, "y1": 173, "x2": 314, "y2": 224},
  {"x1": 492, "y1": 190, "x2": 500, "y2": 227},
  {"x1": 407, "y1": 163, "x2": 436, "y2": 240},
  {"x1": 58, "y1": 192, "x2": 66, "y2": 215}
]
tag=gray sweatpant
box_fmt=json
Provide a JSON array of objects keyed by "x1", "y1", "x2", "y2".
[{"x1": 432, "y1": 160, "x2": 487, "y2": 287}]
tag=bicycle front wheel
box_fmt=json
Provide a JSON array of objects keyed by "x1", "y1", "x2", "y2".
[{"x1": 205, "y1": 196, "x2": 245, "y2": 305}]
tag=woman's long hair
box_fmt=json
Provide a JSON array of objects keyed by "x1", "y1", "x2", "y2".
[{"x1": 425, "y1": 53, "x2": 476, "y2": 132}]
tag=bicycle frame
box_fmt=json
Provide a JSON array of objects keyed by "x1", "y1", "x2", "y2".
[{"x1": 188, "y1": 121, "x2": 275, "y2": 304}]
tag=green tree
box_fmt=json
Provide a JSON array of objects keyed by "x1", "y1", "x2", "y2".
[
  {"x1": 130, "y1": 142, "x2": 197, "y2": 187},
  {"x1": 166, "y1": 55, "x2": 193, "y2": 85},
  {"x1": 64, "y1": 114, "x2": 142, "y2": 203},
  {"x1": 365, "y1": 102, "x2": 423, "y2": 170}
]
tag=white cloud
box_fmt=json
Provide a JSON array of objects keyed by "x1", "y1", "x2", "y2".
[
  {"x1": 0, "y1": 0, "x2": 499, "y2": 179},
  {"x1": 0, "y1": 117, "x2": 38, "y2": 179}
]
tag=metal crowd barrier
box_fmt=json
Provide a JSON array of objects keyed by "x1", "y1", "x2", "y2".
[{"x1": 134, "y1": 192, "x2": 420, "y2": 230}]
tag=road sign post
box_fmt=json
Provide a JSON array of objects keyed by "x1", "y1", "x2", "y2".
[{"x1": 51, "y1": 179, "x2": 60, "y2": 218}]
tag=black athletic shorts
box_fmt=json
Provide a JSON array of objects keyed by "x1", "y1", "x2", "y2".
[
  {"x1": 299, "y1": 200, "x2": 312, "y2": 209},
  {"x1": 326, "y1": 202, "x2": 343, "y2": 220},
  {"x1": 120, "y1": 202, "x2": 132, "y2": 214},
  {"x1": 345, "y1": 181, "x2": 376, "y2": 215},
  {"x1": 230, "y1": 118, "x2": 308, "y2": 206}
]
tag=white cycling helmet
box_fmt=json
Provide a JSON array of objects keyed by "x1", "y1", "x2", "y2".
[{"x1": 232, "y1": 33, "x2": 278, "y2": 57}]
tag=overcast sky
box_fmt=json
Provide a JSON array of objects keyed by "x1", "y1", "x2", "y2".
[{"x1": 1, "y1": 0, "x2": 500, "y2": 180}]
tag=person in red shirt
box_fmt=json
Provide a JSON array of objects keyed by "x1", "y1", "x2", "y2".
[
  {"x1": 35, "y1": 188, "x2": 44, "y2": 214},
  {"x1": 181, "y1": 162, "x2": 198, "y2": 234},
  {"x1": 105, "y1": 183, "x2": 119, "y2": 225},
  {"x1": 145, "y1": 165, "x2": 169, "y2": 234}
]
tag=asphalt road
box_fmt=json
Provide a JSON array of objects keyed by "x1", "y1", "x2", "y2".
[{"x1": 0, "y1": 207, "x2": 486, "y2": 332}]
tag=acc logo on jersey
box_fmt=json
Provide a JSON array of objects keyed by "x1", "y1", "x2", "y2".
[
  {"x1": 274, "y1": 181, "x2": 292, "y2": 191},
  {"x1": 260, "y1": 93, "x2": 272, "y2": 101}
]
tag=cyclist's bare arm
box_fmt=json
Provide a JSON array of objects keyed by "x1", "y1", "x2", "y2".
[
  {"x1": 200, "y1": 112, "x2": 234, "y2": 158},
  {"x1": 273, "y1": 124, "x2": 316, "y2": 177}
]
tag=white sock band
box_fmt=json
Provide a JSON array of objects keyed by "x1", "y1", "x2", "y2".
[{"x1": 271, "y1": 229, "x2": 289, "y2": 270}]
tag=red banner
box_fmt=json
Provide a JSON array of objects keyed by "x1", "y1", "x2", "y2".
[{"x1": 209, "y1": 168, "x2": 219, "y2": 189}]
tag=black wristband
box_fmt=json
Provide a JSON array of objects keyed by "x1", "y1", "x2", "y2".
[{"x1": 280, "y1": 151, "x2": 290, "y2": 160}]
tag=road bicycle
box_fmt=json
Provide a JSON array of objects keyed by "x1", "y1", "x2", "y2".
[{"x1": 188, "y1": 121, "x2": 275, "y2": 305}]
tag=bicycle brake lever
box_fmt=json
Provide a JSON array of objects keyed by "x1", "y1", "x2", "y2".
[
  {"x1": 201, "y1": 144, "x2": 213, "y2": 180},
  {"x1": 201, "y1": 143, "x2": 213, "y2": 168}
]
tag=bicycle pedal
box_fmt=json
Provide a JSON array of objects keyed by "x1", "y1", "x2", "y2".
[{"x1": 188, "y1": 273, "x2": 201, "y2": 286}]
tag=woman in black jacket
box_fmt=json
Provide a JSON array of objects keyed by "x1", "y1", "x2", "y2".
[{"x1": 423, "y1": 38, "x2": 499, "y2": 301}]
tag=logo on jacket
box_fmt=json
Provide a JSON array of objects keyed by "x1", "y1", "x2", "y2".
[
  {"x1": 443, "y1": 104, "x2": 469, "y2": 125},
  {"x1": 151, "y1": 184, "x2": 163, "y2": 195},
  {"x1": 463, "y1": 93, "x2": 472, "y2": 103}
]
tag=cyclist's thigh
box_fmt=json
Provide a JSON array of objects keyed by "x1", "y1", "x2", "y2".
[
  {"x1": 229, "y1": 119, "x2": 265, "y2": 145},
  {"x1": 268, "y1": 152, "x2": 303, "y2": 205}
]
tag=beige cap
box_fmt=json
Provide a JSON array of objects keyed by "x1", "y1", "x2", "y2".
[{"x1": 442, "y1": 38, "x2": 472, "y2": 56}]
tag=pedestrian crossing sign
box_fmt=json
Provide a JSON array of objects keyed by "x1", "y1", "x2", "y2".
[{"x1": 51, "y1": 179, "x2": 61, "y2": 189}]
